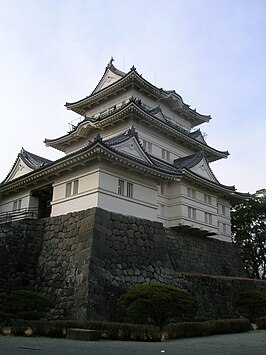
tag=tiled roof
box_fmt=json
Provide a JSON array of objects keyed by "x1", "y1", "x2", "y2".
[
  {"x1": 1, "y1": 148, "x2": 52, "y2": 184},
  {"x1": 21, "y1": 148, "x2": 52, "y2": 169},
  {"x1": 173, "y1": 151, "x2": 204, "y2": 169},
  {"x1": 1, "y1": 131, "x2": 249, "y2": 200}
]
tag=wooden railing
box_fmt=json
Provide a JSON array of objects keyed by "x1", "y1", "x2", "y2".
[{"x1": 0, "y1": 208, "x2": 39, "y2": 224}]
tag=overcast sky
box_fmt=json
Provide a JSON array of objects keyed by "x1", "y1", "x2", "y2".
[{"x1": 0, "y1": 0, "x2": 265, "y2": 193}]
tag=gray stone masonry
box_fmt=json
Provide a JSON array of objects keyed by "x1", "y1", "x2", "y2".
[{"x1": 0, "y1": 207, "x2": 265, "y2": 321}]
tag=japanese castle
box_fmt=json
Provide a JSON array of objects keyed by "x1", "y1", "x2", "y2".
[{"x1": 0, "y1": 59, "x2": 248, "y2": 242}]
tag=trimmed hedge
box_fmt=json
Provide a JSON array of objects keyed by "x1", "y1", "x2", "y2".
[
  {"x1": 3, "y1": 319, "x2": 161, "y2": 341},
  {"x1": 1, "y1": 318, "x2": 250, "y2": 341},
  {"x1": 256, "y1": 316, "x2": 266, "y2": 329},
  {"x1": 163, "y1": 318, "x2": 250, "y2": 339}
]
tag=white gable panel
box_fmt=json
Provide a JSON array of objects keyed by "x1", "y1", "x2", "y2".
[
  {"x1": 190, "y1": 159, "x2": 218, "y2": 182},
  {"x1": 94, "y1": 68, "x2": 123, "y2": 93},
  {"x1": 5, "y1": 158, "x2": 33, "y2": 183},
  {"x1": 112, "y1": 136, "x2": 152, "y2": 164}
]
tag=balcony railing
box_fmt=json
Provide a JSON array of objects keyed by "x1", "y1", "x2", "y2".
[{"x1": 0, "y1": 208, "x2": 39, "y2": 224}]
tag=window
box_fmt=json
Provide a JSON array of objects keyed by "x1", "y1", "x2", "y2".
[
  {"x1": 13, "y1": 199, "x2": 22, "y2": 210},
  {"x1": 188, "y1": 207, "x2": 196, "y2": 220},
  {"x1": 162, "y1": 149, "x2": 170, "y2": 161},
  {"x1": 221, "y1": 205, "x2": 226, "y2": 216},
  {"x1": 127, "y1": 182, "x2": 133, "y2": 198},
  {"x1": 143, "y1": 140, "x2": 152, "y2": 153},
  {"x1": 73, "y1": 180, "x2": 79, "y2": 195},
  {"x1": 65, "y1": 179, "x2": 79, "y2": 197},
  {"x1": 118, "y1": 179, "x2": 133, "y2": 198},
  {"x1": 118, "y1": 179, "x2": 125, "y2": 195},
  {"x1": 161, "y1": 204, "x2": 165, "y2": 217},
  {"x1": 187, "y1": 187, "x2": 196, "y2": 199},
  {"x1": 223, "y1": 223, "x2": 227, "y2": 234},
  {"x1": 205, "y1": 212, "x2": 212, "y2": 225},
  {"x1": 160, "y1": 184, "x2": 166, "y2": 195},
  {"x1": 204, "y1": 194, "x2": 212, "y2": 205}
]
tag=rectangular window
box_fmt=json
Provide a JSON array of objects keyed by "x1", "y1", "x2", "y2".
[
  {"x1": 65, "y1": 180, "x2": 79, "y2": 197},
  {"x1": 205, "y1": 212, "x2": 212, "y2": 225},
  {"x1": 66, "y1": 182, "x2": 72, "y2": 197},
  {"x1": 221, "y1": 205, "x2": 226, "y2": 216},
  {"x1": 162, "y1": 149, "x2": 170, "y2": 161},
  {"x1": 127, "y1": 182, "x2": 133, "y2": 198},
  {"x1": 118, "y1": 179, "x2": 133, "y2": 198},
  {"x1": 188, "y1": 207, "x2": 196, "y2": 220},
  {"x1": 143, "y1": 140, "x2": 152, "y2": 153},
  {"x1": 13, "y1": 200, "x2": 17, "y2": 210},
  {"x1": 223, "y1": 223, "x2": 227, "y2": 234},
  {"x1": 13, "y1": 199, "x2": 22, "y2": 211},
  {"x1": 187, "y1": 187, "x2": 196, "y2": 199},
  {"x1": 204, "y1": 194, "x2": 212, "y2": 205},
  {"x1": 161, "y1": 204, "x2": 165, "y2": 217},
  {"x1": 73, "y1": 180, "x2": 79, "y2": 195},
  {"x1": 118, "y1": 179, "x2": 125, "y2": 195}
]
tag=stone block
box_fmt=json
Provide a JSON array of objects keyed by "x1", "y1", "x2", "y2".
[{"x1": 66, "y1": 328, "x2": 100, "y2": 341}]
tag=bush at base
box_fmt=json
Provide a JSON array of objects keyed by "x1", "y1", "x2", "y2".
[
  {"x1": 256, "y1": 316, "x2": 266, "y2": 329},
  {"x1": 235, "y1": 289, "x2": 266, "y2": 323},
  {"x1": 164, "y1": 318, "x2": 250, "y2": 339},
  {"x1": 119, "y1": 284, "x2": 197, "y2": 328},
  {"x1": 1, "y1": 318, "x2": 250, "y2": 341},
  {"x1": 2, "y1": 290, "x2": 54, "y2": 320}
]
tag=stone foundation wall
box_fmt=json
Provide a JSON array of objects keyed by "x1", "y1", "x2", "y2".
[
  {"x1": 0, "y1": 220, "x2": 43, "y2": 291},
  {"x1": 0, "y1": 207, "x2": 265, "y2": 321}
]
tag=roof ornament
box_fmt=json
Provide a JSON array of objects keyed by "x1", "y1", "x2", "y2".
[
  {"x1": 126, "y1": 125, "x2": 137, "y2": 137},
  {"x1": 130, "y1": 65, "x2": 136, "y2": 71},
  {"x1": 94, "y1": 133, "x2": 103, "y2": 142},
  {"x1": 107, "y1": 57, "x2": 114, "y2": 68}
]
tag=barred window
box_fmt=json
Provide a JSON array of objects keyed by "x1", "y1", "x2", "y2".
[
  {"x1": 143, "y1": 140, "x2": 152, "y2": 153},
  {"x1": 187, "y1": 187, "x2": 196, "y2": 199},
  {"x1": 205, "y1": 212, "x2": 212, "y2": 225},
  {"x1": 118, "y1": 179, "x2": 133, "y2": 198},
  {"x1": 188, "y1": 207, "x2": 196, "y2": 220},
  {"x1": 13, "y1": 199, "x2": 22, "y2": 210},
  {"x1": 127, "y1": 182, "x2": 133, "y2": 198},
  {"x1": 204, "y1": 194, "x2": 212, "y2": 205},
  {"x1": 162, "y1": 149, "x2": 170, "y2": 161},
  {"x1": 65, "y1": 179, "x2": 79, "y2": 197},
  {"x1": 118, "y1": 179, "x2": 125, "y2": 195},
  {"x1": 73, "y1": 180, "x2": 79, "y2": 195}
]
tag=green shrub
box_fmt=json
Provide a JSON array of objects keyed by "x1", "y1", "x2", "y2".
[
  {"x1": 164, "y1": 318, "x2": 250, "y2": 339},
  {"x1": 119, "y1": 284, "x2": 197, "y2": 328},
  {"x1": 256, "y1": 316, "x2": 266, "y2": 329},
  {"x1": 3, "y1": 290, "x2": 54, "y2": 320},
  {"x1": 4, "y1": 319, "x2": 161, "y2": 341},
  {"x1": 2, "y1": 318, "x2": 250, "y2": 340},
  {"x1": 235, "y1": 289, "x2": 266, "y2": 323}
]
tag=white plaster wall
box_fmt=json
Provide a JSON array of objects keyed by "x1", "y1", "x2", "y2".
[
  {"x1": 51, "y1": 193, "x2": 99, "y2": 216},
  {"x1": 0, "y1": 191, "x2": 32, "y2": 213},
  {"x1": 51, "y1": 167, "x2": 100, "y2": 216},
  {"x1": 84, "y1": 92, "x2": 131, "y2": 118},
  {"x1": 135, "y1": 123, "x2": 194, "y2": 162},
  {"x1": 97, "y1": 169, "x2": 158, "y2": 220}
]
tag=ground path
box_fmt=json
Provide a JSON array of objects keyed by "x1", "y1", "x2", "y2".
[{"x1": 0, "y1": 330, "x2": 265, "y2": 355}]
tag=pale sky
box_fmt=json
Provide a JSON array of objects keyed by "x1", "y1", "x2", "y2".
[{"x1": 0, "y1": 0, "x2": 265, "y2": 193}]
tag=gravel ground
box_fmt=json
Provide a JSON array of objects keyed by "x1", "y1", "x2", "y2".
[{"x1": 0, "y1": 330, "x2": 266, "y2": 355}]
